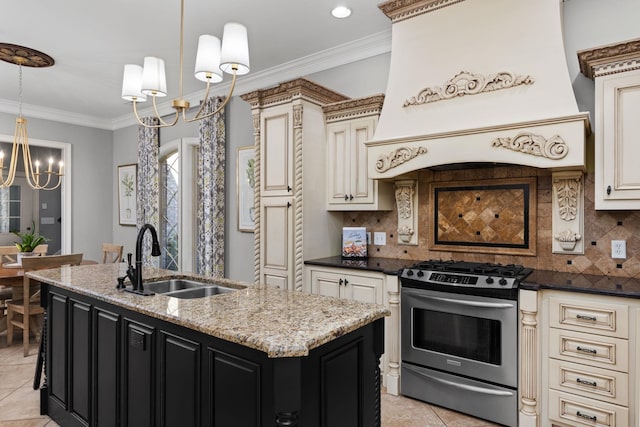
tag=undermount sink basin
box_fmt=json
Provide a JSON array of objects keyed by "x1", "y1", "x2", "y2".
[{"x1": 144, "y1": 279, "x2": 236, "y2": 299}]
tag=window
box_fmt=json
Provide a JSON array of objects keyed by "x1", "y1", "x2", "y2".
[
  {"x1": 0, "y1": 185, "x2": 21, "y2": 233},
  {"x1": 160, "y1": 151, "x2": 179, "y2": 270},
  {"x1": 159, "y1": 138, "x2": 198, "y2": 272}
]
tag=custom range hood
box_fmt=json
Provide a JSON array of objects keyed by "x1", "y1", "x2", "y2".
[{"x1": 367, "y1": 0, "x2": 590, "y2": 179}]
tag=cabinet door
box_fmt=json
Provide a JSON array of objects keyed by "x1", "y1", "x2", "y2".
[
  {"x1": 596, "y1": 70, "x2": 640, "y2": 209},
  {"x1": 48, "y1": 292, "x2": 69, "y2": 408},
  {"x1": 124, "y1": 320, "x2": 155, "y2": 427},
  {"x1": 69, "y1": 299, "x2": 92, "y2": 425},
  {"x1": 94, "y1": 308, "x2": 121, "y2": 427},
  {"x1": 260, "y1": 196, "x2": 294, "y2": 290},
  {"x1": 342, "y1": 272, "x2": 383, "y2": 304},
  {"x1": 261, "y1": 104, "x2": 294, "y2": 198},
  {"x1": 160, "y1": 332, "x2": 201, "y2": 427},
  {"x1": 309, "y1": 269, "x2": 343, "y2": 298},
  {"x1": 349, "y1": 117, "x2": 377, "y2": 205},
  {"x1": 209, "y1": 348, "x2": 262, "y2": 427},
  {"x1": 326, "y1": 122, "x2": 351, "y2": 206}
]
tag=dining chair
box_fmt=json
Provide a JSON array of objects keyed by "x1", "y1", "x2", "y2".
[
  {"x1": 0, "y1": 245, "x2": 19, "y2": 265},
  {"x1": 102, "y1": 243, "x2": 124, "y2": 263},
  {"x1": 6, "y1": 253, "x2": 83, "y2": 356}
]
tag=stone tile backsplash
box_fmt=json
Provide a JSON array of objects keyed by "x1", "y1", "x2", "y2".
[{"x1": 343, "y1": 166, "x2": 640, "y2": 278}]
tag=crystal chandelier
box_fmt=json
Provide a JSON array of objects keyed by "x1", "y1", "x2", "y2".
[
  {"x1": 121, "y1": 0, "x2": 250, "y2": 128},
  {"x1": 0, "y1": 44, "x2": 63, "y2": 191}
]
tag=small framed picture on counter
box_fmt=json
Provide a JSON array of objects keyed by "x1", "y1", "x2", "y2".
[
  {"x1": 342, "y1": 227, "x2": 367, "y2": 258},
  {"x1": 118, "y1": 164, "x2": 137, "y2": 226}
]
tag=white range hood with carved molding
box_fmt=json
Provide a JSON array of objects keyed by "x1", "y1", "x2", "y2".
[{"x1": 367, "y1": 0, "x2": 590, "y2": 178}]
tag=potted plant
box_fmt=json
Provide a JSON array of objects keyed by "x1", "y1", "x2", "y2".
[{"x1": 12, "y1": 222, "x2": 48, "y2": 264}]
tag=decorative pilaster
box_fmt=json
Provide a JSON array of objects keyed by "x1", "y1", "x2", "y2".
[
  {"x1": 519, "y1": 289, "x2": 539, "y2": 427},
  {"x1": 293, "y1": 104, "x2": 304, "y2": 292},
  {"x1": 251, "y1": 111, "x2": 261, "y2": 283},
  {"x1": 395, "y1": 179, "x2": 418, "y2": 245},
  {"x1": 385, "y1": 275, "x2": 401, "y2": 395},
  {"x1": 552, "y1": 171, "x2": 584, "y2": 254}
]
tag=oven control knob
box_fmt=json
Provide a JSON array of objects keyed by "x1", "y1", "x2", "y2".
[
  {"x1": 499, "y1": 278, "x2": 508, "y2": 286},
  {"x1": 417, "y1": 271, "x2": 424, "y2": 277},
  {"x1": 406, "y1": 270, "x2": 414, "y2": 276},
  {"x1": 485, "y1": 277, "x2": 494, "y2": 284}
]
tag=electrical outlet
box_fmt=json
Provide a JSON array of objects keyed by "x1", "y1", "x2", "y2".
[
  {"x1": 374, "y1": 232, "x2": 386, "y2": 245},
  {"x1": 612, "y1": 240, "x2": 626, "y2": 259}
]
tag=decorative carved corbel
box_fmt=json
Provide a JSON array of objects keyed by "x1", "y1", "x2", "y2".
[
  {"x1": 376, "y1": 147, "x2": 427, "y2": 173},
  {"x1": 552, "y1": 171, "x2": 584, "y2": 254},
  {"x1": 491, "y1": 133, "x2": 568, "y2": 160},
  {"x1": 395, "y1": 180, "x2": 418, "y2": 245}
]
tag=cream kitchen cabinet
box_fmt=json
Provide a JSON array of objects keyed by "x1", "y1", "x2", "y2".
[
  {"x1": 307, "y1": 266, "x2": 383, "y2": 304},
  {"x1": 539, "y1": 291, "x2": 635, "y2": 427},
  {"x1": 578, "y1": 39, "x2": 640, "y2": 209},
  {"x1": 304, "y1": 264, "x2": 401, "y2": 396},
  {"x1": 323, "y1": 95, "x2": 393, "y2": 211},
  {"x1": 241, "y1": 79, "x2": 348, "y2": 291}
]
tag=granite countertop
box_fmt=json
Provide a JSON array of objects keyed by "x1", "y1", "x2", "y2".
[
  {"x1": 521, "y1": 269, "x2": 640, "y2": 299},
  {"x1": 304, "y1": 256, "x2": 414, "y2": 275},
  {"x1": 27, "y1": 264, "x2": 389, "y2": 358}
]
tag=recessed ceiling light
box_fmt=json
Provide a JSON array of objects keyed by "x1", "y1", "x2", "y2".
[{"x1": 331, "y1": 6, "x2": 352, "y2": 18}]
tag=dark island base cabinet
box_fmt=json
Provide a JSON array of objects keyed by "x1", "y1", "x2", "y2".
[{"x1": 42, "y1": 284, "x2": 384, "y2": 427}]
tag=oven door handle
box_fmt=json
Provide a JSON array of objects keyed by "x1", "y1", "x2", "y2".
[
  {"x1": 412, "y1": 293, "x2": 515, "y2": 309},
  {"x1": 404, "y1": 364, "x2": 514, "y2": 396}
]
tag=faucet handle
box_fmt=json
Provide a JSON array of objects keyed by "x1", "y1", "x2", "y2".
[{"x1": 127, "y1": 252, "x2": 133, "y2": 266}]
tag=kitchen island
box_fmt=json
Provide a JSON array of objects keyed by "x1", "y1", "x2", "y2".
[{"x1": 29, "y1": 263, "x2": 389, "y2": 427}]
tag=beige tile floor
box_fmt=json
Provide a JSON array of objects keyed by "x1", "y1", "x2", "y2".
[{"x1": 0, "y1": 332, "x2": 499, "y2": 426}]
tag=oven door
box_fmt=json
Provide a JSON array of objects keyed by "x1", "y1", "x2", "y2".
[{"x1": 401, "y1": 287, "x2": 517, "y2": 388}]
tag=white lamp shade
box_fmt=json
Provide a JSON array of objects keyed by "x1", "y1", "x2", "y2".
[
  {"x1": 141, "y1": 56, "x2": 168, "y2": 96},
  {"x1": 220, "y1": 22, "x2": 250, "y2": 75},
  {"x1": 121, "y1": 64, "x2": 147, "y2": 102},
  {"x1": 194, "y1": 35, "x2": 223, "y2": 83}
]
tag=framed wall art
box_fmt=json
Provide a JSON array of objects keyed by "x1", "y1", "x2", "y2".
[
  {"x1": 237, "y1": 146, "x2": 255, "y2": 232},
  {"x1": 118, "y1": 164, "x2": 137, "y2": 226}
]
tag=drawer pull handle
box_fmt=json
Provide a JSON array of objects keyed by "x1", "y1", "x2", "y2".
[
  {"x1": 576, "y1": 377, "x2": 597, "y2": 387},
  {"x1": 576, "y1": 314, "x2": 597, "y2": 321},
  {"x1": 576, "y1": 346, "x2": 597, "y2": 354},
  {"x1": 576, "y1": 411, "x2": 597, "y2": 422}
]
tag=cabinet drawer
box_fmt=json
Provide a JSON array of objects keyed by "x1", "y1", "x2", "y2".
[
  {"x1": 549, "y1": 389, "x2": 628, "y2": 427},
  {"x1": 549, "y1": 328, "x2": 628, "y2": 372},
  {"x1": 549, "y1": 297, "x2": 628, "y2": 338},
  {"x1": 549, "y1": 359, "x2": 628, "y2": 406}
]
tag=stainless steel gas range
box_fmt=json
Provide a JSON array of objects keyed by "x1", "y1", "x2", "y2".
[{"x1": 400, "y1": 260, "x2": 533, "y2": 427}]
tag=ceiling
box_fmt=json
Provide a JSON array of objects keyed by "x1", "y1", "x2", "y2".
[{"x1": 0, "y1": 0, "x2": 391, "y2": 130}]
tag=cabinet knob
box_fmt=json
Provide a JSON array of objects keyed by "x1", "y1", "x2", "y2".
[
  {"x1": 344, "y1": 279, "x2": 349, "y2": 286},
  {"x1": 344, "y1": 195, "x2": 349, "y2": 201},
  {"x1": 607, "y1": 185, "x2": 611, "y2": 196},
  {"x1": 349, "y1": 194, "x2": 354, "y2": 201},
  {"x1": 339, "y1": 279, "x2": 343, "y2": 286},
  {"x1": 287, "y1": 186, "x2": 292, "y2": 192},
  {"x1": 287, "y1": 201, "x2": 291, "y2": 208}
]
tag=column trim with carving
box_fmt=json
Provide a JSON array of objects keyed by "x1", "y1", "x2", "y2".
[{"x1": 519, "y1": 289, "x2": 539, "y2": 427}]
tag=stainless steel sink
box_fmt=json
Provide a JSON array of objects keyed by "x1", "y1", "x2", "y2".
[
  {"x1": 144, "y1": 279, "x2": 205, "y2": 294},
  {"x1": 144, "y1": 279, "x2": 237, "y2": 299}
]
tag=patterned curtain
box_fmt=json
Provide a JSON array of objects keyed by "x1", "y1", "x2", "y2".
[
  {"x1": 197, "y1": 97, "x2": 226, "y2": 277},
  {"x1": 136, "y1": 117, "x2": 160, "y2": 267}
]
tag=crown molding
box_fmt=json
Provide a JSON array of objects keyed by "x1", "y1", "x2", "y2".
[{"x1": 0, "y1": 99, "x2": 114, "y2": 130}]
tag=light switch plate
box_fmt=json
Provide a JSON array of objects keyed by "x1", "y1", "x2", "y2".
[{"x1": 374, "y1": 232, "x2": 386, "y2": 245}]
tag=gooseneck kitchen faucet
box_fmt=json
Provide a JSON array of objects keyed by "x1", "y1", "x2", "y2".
[{"x1": 117, "y1": 223, "x2": 161, "y2": 295}]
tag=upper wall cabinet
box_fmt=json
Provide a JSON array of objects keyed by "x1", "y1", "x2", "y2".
[
  {"x1": 323, "y1": 95, "x2": 393, "y2": 211},
  {"x1": 579, "y1": 38, "x2": 640, "y2": 210}
]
